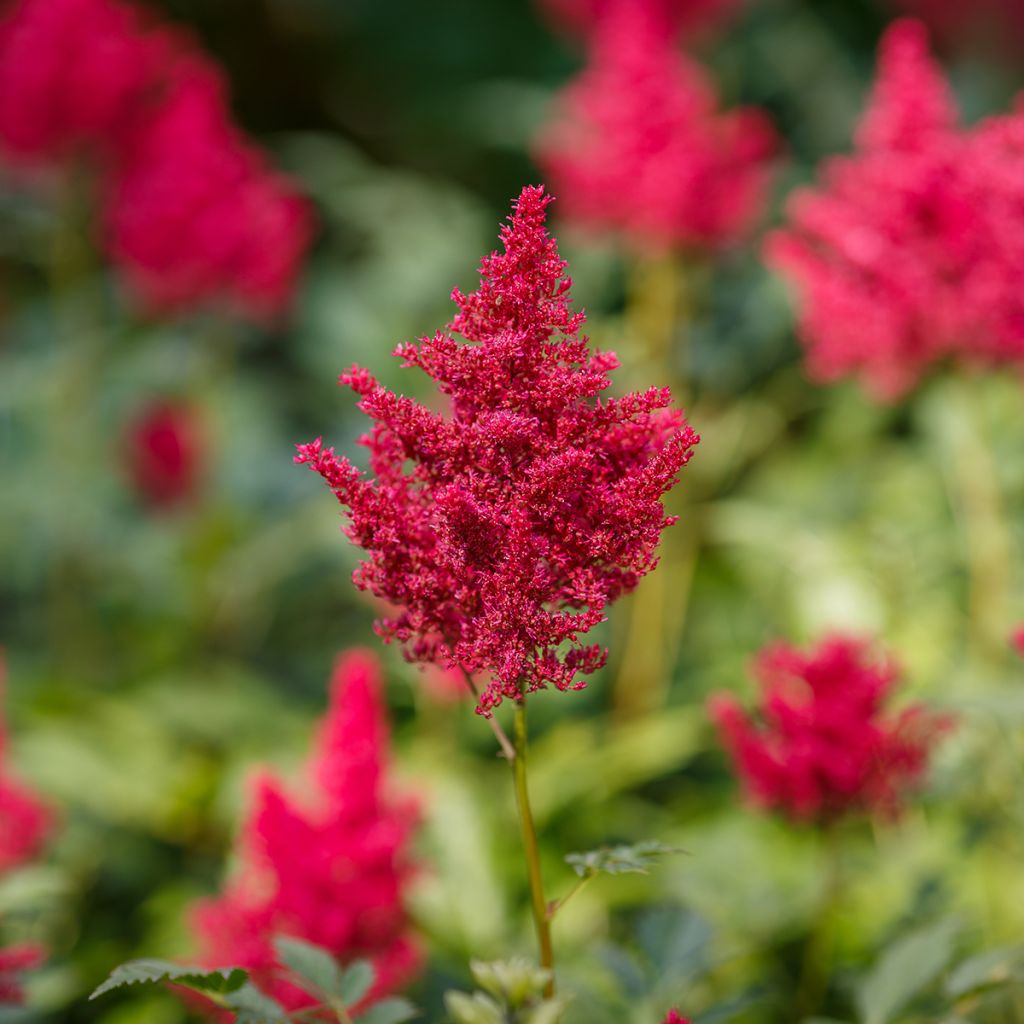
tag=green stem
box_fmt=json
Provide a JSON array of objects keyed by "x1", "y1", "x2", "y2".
[
  {"x1": 794, "y1": 824, "x2": 843, "y2": 1019},
  {"x1": 512, "y1": 701, "x2": 555, "y2": 996}
]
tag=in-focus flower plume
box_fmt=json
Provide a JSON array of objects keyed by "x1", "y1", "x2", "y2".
[
  {"x1": 0, "y1": 654, "x2": 52, "y2": 1008},
  {"x1": 767, "y1": 18, "x2": 1024, "y2": 398},
  {"x1": 710, "y1": 635, "x2": 950, "y2": 824},
  {"x1": 0, "y1": 0, "x2": 312, "y2": 320},
  {"x1": 538, "y1": 0, "x2": 739, "y2": 42},
  {"x1": 192, "y1": 650, "x2": 420, "y2": 1012},
  {"x1": 296, "y1": 186, "x2": 698, "y2": 714},
  {"x1": 535, "y1": 0, "x2": 776, "y2": 252}
]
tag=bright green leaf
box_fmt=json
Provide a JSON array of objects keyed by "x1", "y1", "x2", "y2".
[
  {"x1": 273, "y1": 936, "x2": 343, "y2": 998},
  {"x1": 355, "y1": 996, "x2": 418, "y2": 1024},
  {"x1": 339, "y1": 959, "x2": 375, "y2": 1007},
  {"x1": 443, "y1": 990, "x2": 505, "y2": 1024},
  {"x1": 89, "y1": 959, "x2": 248, "y2": 1001},
  {"x1": 856, "y1": 919, "x2": 959, "y2": 1024},
  {"x1": 565, "y1": 840, "x2": 682, "y2": 879}
]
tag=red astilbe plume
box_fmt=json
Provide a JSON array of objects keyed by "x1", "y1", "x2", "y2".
[
  {"x1": 766, "y1": 19, "x2": 1024, "y2": 398},
  {"x1": 123, "y1": 398, "x2": 205, "y2": 508},
  {"x1": 661, "y1": 1012, "x2": 691, "y2": 1024},
  {"x1": 296, "y1": 186, "x2": 698, "y2": 715},
  {"x1": 0, "y1": 0, "x2": 171, "y2": 164},
  {"x1": 0, "y1": 0, "x2": 312, "y2": 320},
  {"x1": 538, "y1": 0, "x2": 740, "y2": 42},
  {"x1": 535, "y1": 0, "x2": 776, "y2": 253},
  {"x1": 192, "y1": 650, "x2": 420, "y2": 1013},
  {"x1": 0, "y1": 656, "x2": 51, "y2": 876},
  {"x1": 709, "y1": 636, "x2": 951, "y2": 824}
]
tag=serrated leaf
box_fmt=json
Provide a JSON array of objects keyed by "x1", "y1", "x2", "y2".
[
  {"x1": 273, "y1": 936, "x2": 344, "y2": 998},
  {"x1": 340, "y1": 959, "x2": 376, "y2": 1006},
  {"x1": 945, "y1": 945, "x2": 1024, "y2": 999},
  {"x1": 89, "y1": 959, "x2": 248, "y2": 1000},
  {"x1": 856, "y1": 919, "x2": 959, "y2": 1024},
  {"x1": 355, "y1": 996, "x2": 418, "y2": 1024},
  {"x1": 224, "y1": 982, "x2": 289, "y2": 1023},
  {"x1": 565, "y1": 840, "x2": 681, "y2": 878},
  {"x1": 470, "y1": 959, "x2": 551, "y2": 1006}
]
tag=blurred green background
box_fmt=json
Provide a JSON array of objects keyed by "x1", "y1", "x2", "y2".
[{"x1": 4, "y1": 0, "x2": 1024, "y2": 1021}]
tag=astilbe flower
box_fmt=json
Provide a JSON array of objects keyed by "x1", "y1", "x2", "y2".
[
  {"x1": 535, "y1": 0, "x2": 776, "y2": 252},
  {"x1": 709, "y1": 636, "x2": 950, "y2": 824},
  {"x1": 661, "y1": 1012, "x2": 690, "y2": 1024},
  {"x1": 766, "y1": 19, "x2": 1024, "y2": 398},
  {"x1": 124, "y1": 398, "x2": 204, "y2": 508},
  {"x1": 192, "y1": 650, "x2": 420, "y2": 1013},
  {"x1": 0, "y1": 654, "x2": 52, "y2": 1008},
  {"x1": 296, "y1": 186, "x2": 698, "y2": 714},
  {"x1": 538, "y1": 0, "x2": 739, "y2": 42},
  {"x1": 0, "y1": 0, "x2": 311, "y2": 320}
]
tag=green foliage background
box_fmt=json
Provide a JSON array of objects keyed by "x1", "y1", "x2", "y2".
[{"x1": 3, "y1": 0, "x2": 1024, "y2": 1021}]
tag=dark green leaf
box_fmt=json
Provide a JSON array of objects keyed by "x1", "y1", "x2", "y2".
[
  {"x1": 355, "y1": 996, "x2": 418, "y2": 1024},
  {"x1": 89, "y1": 959, "x2": 248, "y2": 1000},
  {"x1": 273, "y1": 936, "x2": 343, "y2": 998},
  {"x1": 856, "y1": 919, "x2": 959, "y2": 1024},
  {"x1": 339, "y1": 959, "x2": 376, "y2": 1007},
  {"x1": 565, "y1": 840, "x2": 682, "y2": 878}
]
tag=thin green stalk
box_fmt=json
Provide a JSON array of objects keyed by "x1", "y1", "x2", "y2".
[
  {"x1": 512, "y1": 701, "x2": 555, "y2": 997},
  {"x1": 794, "y1": 824, "x2": 843, "y2": 1019}
]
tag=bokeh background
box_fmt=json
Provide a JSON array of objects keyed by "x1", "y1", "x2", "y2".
[{"x1": 4, "y1": 0, "x2": 1024, "y2": 1021}]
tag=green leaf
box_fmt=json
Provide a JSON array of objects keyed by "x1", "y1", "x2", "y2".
[
  {"x1": 470, "y1": 959, "x2": 552, "y2": 1007},
  {"x1": 944, "y1": 945, "x2": 1024, "y2": 999},
  {"x1": 856, "y1": 919, "x2": 959, "y2": 1024},
  {"x1": 565, "y1": 840, "x2": 682, "y2": 879},
  {"x1": 355, "y1": 996, "x2": 418, "y2": 1024},
  {"x1": 224, "y1": 983, "x2": 289, "y2": 1023},
  {"x1": 443, "y1": 990, "x2": 505, "y2": 1024},
  {"x1": 273, "y1": 936, "x2": 344, "y2": 998},
  {"x1": 89, "y1": 959, "x2": 248, "y2": 1000},
  {"x1": 520, "y1": 997, "x2": 571, "y2": 1024},
  {"x1": 339, "y1": 959, "x2": 376, "y2": 1007}
]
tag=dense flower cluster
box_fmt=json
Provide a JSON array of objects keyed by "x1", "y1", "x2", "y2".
[
  {"x1": 535, "y1": 0, "x2": 776, "y2": 252},
  {"x1": 710, "y1": 635, "x2": 949, "y2": 823},
  {"x1": 0, "y1": 0, "x2": 311, "y2": 319},
  {"x1": 192, "y1": 650, "x2": 419, "y2": 1012},
  {"x1": 539, "y1": 0, "x2": 739, "y2": 41},
  {"x1": 0, "y1": 655, "x2": 51, "y2": 1008},
  {"x1": 124, "y1": 399, "x2": 204, "y2": 508},
  {"x1": 296, "y1": 186, "x2": 698, "y2": 714},
  {"x1": 766, "y1": 18, "x2": 1024, "y2": 398}
]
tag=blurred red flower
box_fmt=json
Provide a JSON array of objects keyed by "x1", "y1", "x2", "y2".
[
  {"x1": 124, "y1": 399, "x2": 204, "y2": 509},
  {"x1": 296, "y1": 186, "x2": 698, "y2": 715},
  {"x1": 662, "y1": 1011, "x2": 691, "y2": 1024},
  {"x1": 710, "y1": 635, "x2": 950, "y2": 824},
  {"x1": 0, "y1": 945, "x2": 44, "y2": 1006},
  {"x1": 535, "y1": 0, "x2": 776, "y2": 253},
  {"x1": 538, "y1": 0, "x2": 739, "y2": 41},
  {"x1": 0, "y1": 0, "x2": 312, "y2": 320},
  {"x1": 192, "y1": 650, "x2": 420, "y2": 1013},
  {"x1": 766, "y1": 18, "x2": 1024, "y2": 398}
]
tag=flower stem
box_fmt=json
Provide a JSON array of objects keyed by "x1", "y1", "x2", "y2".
[
  {"x1": 458, "y1": 667, "x2": 515, "y2": 761},
  {"x1": 512, "y1": 701, "x2": 555, "y2": 996},
  {"x1": 794, "y1": 823, "x2": 843, "y2": 1019}
]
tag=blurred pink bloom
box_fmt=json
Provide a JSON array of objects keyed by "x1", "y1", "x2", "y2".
[
  {"x1": 767, "y1": 19, "x2": 1024, "y2": 398},
  {"x1": 124, "y1": 398, "x2": 204, "y2": 508},
  {"x1": 0, "y1": 655, "x2": 51, "y2": 876},
  {"x1": 0, "y1": 0, "x2": 312, "y2": 320},
  {"x1": 296, "y1": 186, "x2": 698, "y2": 715},
  {"x1": 535, "y1": 0, "x2": 776, "y2": 252},
  {"x1": 538, "y1": 0, "x2": 739, "y2": 41},
  {"x1": 192, "y1": 650, "x2": 420, "y2": 1013},
  {"x1": 104, "y1": 55, "x2": 311, "y2": 319},
  {"x1": 661, "y1": 1013, "x2": 690, "y2": 1024},
  {"x1": 0, "y1": 0, "x2": 171, "y2": 163},
  {"x1": 1011, "y1": 627, "x2": 1024, "y2": 656},
  {"x1": 0, "y1": 945, "x2": 43, "y2": 1005},
  {"x1": 420, "y1": 665, "x2": 470, "y2": 705},
  {"x1": 710, "y1": 635, "x2": 950, "y2": 824}
]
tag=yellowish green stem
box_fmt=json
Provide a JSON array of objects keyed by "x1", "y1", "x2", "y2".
[{"x1": 512, "y1": 701, "x2": 555, "y2": 996}]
